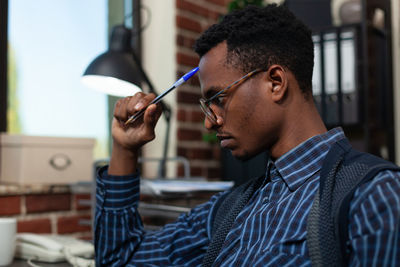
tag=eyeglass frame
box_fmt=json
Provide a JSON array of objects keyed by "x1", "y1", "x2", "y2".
[{"x1": 199, "y1": 68, "x2": 266, "y2": 124}]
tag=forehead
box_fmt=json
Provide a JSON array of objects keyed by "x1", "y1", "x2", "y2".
[{"x1": 198, "y1": 42, "x2": 242, "y2": 97}]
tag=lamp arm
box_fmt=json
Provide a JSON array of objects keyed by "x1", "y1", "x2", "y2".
[
  {"x1": 130, "y1": 49, "x2": 172, "y2": 178},
  {"x1": 158, "y1": 112, "x2": 171, "y2": 178},
  {"x1": 130, "y1": 50, "x2": 172, "y2": 116}
]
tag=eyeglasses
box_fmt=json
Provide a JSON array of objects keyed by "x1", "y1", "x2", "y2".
[{"x1": 199, "y1": 69, "x2": 265, "y2": 124}]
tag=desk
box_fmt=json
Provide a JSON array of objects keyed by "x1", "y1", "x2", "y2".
[{"x1": 139, "y1": 180, "x2": 233, "y2": 229}]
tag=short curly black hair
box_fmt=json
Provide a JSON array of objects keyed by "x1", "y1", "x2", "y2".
[{"x1": 194, "y1": 4, "x2": 314, "y2": 96}]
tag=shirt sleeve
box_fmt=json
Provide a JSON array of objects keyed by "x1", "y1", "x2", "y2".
[
  {"x1": 94, "y1": 166, "x2": 226, "y2": 266},
  {"x1": 348, "y1": 169, "x2": 400, "y2": 266}
]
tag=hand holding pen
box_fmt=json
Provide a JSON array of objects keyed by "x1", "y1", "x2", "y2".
[{"x1": 124, "y1": 67, "x2": 199, "y2": 125}]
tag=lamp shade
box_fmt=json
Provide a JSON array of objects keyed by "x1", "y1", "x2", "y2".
[{"x1": 82, "y1": 25, "x2": 142, "y2": 97}]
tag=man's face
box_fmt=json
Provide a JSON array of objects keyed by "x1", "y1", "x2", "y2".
[{"x1": 199, "y1": 42, "x2": 281, "y2": 160}]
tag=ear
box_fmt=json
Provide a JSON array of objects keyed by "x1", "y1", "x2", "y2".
[{"x1": 266, "y1": 64, "x2": 287, "y2": 103}]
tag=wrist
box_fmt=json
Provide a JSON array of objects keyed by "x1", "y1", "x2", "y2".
[{"x1": 108, "y1": 142, "x2": 139, "y2": 175}]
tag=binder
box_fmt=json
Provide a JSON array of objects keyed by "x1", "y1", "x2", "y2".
[{"x1": 312, "y1": 28, "x2": 358, "y2": 126}]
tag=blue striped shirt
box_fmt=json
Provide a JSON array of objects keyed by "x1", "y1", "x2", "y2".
[{"x1": 95, "y1": 128, "x2": 400, "y2": 266}]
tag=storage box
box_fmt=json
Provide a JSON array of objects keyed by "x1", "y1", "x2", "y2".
[{"x1": 0, "y1": 134, "x2": 95, "y2": 185}]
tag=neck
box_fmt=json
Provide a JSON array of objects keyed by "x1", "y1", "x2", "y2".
[{"x1": 270, "y1": 99, "x2": 327, "y2": 160}]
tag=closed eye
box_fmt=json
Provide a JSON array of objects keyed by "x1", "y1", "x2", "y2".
[
  {"x1": 211, "y1": 93, "x2": 228, "y2": 106},
  {"x1": 203, "y1": 86, "x2": 222, "y2": 99}
]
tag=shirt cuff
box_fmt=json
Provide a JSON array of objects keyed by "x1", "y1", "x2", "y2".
[{"x1": 96, "y1": 165, "x2": 141, "y2": 210}]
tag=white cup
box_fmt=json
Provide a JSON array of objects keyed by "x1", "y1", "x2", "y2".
[{"x1": 0, "y1": 218, "x2": 17, "y2": 266}]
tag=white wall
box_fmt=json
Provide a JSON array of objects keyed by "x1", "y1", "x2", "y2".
[
  {"x1": 392, "y1": 0, "x2": 400, "y2": 164},
  {"x1": 141, "y1": 0, "x2": 177, "y2": 178}
]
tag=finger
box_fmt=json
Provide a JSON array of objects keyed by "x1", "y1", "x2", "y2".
[
  {"x1": 125, "y1": 93, "x2": 146, "y2": 117},
  {"x1": 126, "y1": 93, "x2": 156, "y2": 119},
  {"x1": 114, "y1": 97, "x2": 129, "y2": 122},
  {"x1": 131, "y1": 93, "x2": 156, "y2": 112},
  {"x1": 114, "y1": 93, "x2": 148, "y2": 122},
  {"x1": 123, "y1": 96, "x2": 139, "y2": 122},
  {"x1": 143, "y1": 103, "x2": 162, "y2": 130}
]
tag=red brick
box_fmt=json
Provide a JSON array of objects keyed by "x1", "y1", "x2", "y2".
[
  {"x1": 176, "y1": 0, "x2": 221, "y2": 20},
  {"x1": 177, "y1": 91, "x2": 201, "y2": 104},
  {"x1": 175, "y1": 0, "x2": 226, "y2": 191},
  {"x1": 0, "y1": 196, "x2": 21, "y2": 215},
  {"x1": 177, "y1": 147, "x2": 188, "y2": 157},
  {"x1": 57, "y1": 215, "x2": 91, "y2": 234},
  {"x1": 176, "y1": 71, "x2": 200, "y2": 86},
  {"x1": 176, "y1": 70, "x2": 185, "y2": 78},
  {"x1": 191, "y1": 110, "x2": 205, "y2": 122},
  {"x1": 177, "y1": 128, "x2": 203, "y2": 141},
  {"x1": 177, "y1": 108, "x2": 188, "y2": 122},
  {"x1": 213, "y1": 145, "x2": 221, "y2": 159},
  {"x1": 177, "y1": 35, "x2": 185, "y2": 47},
  {"x1": 177, "y1": 34, "x2": 196, "y2": 49},
  {"x1": 188, "y1": 76, "x2": 200, "y2": 86},
  {"x1": 18, "y1": 218, "x2": 52, "y2": 233},
  {"x1": 74, "y1": 194, "x2": 91, "y2": 211},
  {"x1": 177, "y1": 52, "x2": 199, "y2": 68},
  {"x1": 191, "y1": 166, "x2": 203, "y2": 177},
  {"x1": 177, "y1": 165, "x2": 203, "y2": 177},
  {"x1": 26, "y1": 194, "x2": 71, "y2": 213},
  {"x1": 205, "y1": 0, "x2": 230, "y2": 7},
  {"x1": 176, "y1": 15, "x2": 202, "y2": 33},
  {"x1": 188, "y1": 148, "x2": 213, "y2": 160}
]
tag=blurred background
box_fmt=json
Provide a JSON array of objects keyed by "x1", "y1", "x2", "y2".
[{"x1": 0, "y1": 0, "x2": 399, "y2": 243}]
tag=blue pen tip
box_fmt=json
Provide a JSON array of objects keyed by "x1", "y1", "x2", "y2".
[{"x1": 182, "y1": 67, "x2": 199, "y2": 81}]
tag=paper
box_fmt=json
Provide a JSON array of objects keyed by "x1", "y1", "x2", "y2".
[{"x1": 141, "y1": 179, "x2": 234, "y2": 195}]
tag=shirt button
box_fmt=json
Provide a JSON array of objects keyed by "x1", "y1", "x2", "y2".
[{"x1": 263, "y1": 197, "x2": 269, "y2": 204}]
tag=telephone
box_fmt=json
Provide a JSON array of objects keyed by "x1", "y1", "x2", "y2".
[{"x1": 15, "y1": 233, "x2": 95, "y2": 267}]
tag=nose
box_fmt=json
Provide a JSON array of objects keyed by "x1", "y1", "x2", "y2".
[
  {"x1": 204, "y1": 116, "x2": 214, "y2": 130},
  {"x1": 204, "y1": 114, "x2": 223, "y2": 130}
]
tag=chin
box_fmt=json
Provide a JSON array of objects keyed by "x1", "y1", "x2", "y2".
[
  {"x1": 231, "y1": 148, "x2": 269, "y2": 162},
  {"x1": 231, "y1": 150, "x2": 253, "y2": 162}
]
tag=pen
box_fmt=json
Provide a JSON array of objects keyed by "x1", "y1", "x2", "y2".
[{"x1": 124, "y1": 67, "x2": 199, "y2": 125}]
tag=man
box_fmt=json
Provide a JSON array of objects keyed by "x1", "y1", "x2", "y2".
[{"x1": 95, "y1": 4, "x2": 400, "y2": 266}]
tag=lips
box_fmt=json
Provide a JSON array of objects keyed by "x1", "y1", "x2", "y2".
[{"x1": 217, "y1": 134, "x2": 234, "y2": 148}]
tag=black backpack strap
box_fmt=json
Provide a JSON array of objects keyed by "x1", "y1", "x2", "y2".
[
  {"x1": 202, "y1": 175, "x2": 265, "y2": 267},
  {"x1": 307, "y1": 138, "x2": 400, "y2": 267},
  {"x1": 209, "y1": 178, "x2": 253, "y2": 240},
  {"x1": 307, "y1": 138, "x2": 350, "y2": 267}
]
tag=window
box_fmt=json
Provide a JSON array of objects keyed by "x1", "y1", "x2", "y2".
[{"x1": 8, "y1": 0, "x2": 109, "y2": 158}]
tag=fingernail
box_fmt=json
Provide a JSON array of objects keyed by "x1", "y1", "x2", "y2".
[{"x1": 135, "y1": 102, "x2": 144, "y2": 110}]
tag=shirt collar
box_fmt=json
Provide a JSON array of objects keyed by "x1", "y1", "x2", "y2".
[{"x1": 272, "y1": 127, "x2": 346, "y2": 191}]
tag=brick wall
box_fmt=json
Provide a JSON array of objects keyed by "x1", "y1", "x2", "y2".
[
  {"x1": 0, "y1": 191, "x2": 92, "y2": 239},
  {"x1": 175, "y1": 0, "x2": 231, "y2": 179}
]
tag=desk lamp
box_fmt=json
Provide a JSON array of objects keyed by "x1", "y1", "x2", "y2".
[{"x1": 82, "y1": 25, "x2": 172, "y2": 177}]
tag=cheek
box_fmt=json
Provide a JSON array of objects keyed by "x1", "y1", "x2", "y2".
[
  {"x1": 224, "y1": 92, "x2": 267, "y2": 143},
  {"x1": 224, "y1": 96, "x2": 256, "y2": 131},
  {"x1": 234, "y1": 91, "x2": 265, "y2": 127}
]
